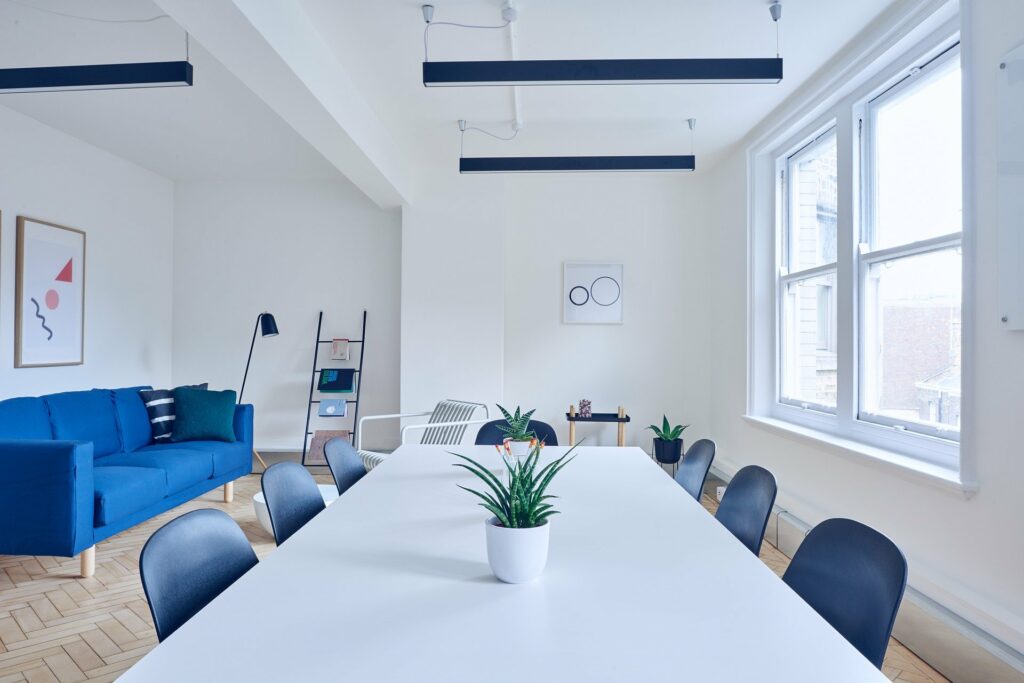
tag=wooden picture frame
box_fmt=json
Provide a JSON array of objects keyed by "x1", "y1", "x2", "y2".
[{"x1": 15, "y1": 216, "x2": 86, "y2": 368}]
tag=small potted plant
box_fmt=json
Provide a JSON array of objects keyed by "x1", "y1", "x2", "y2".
[
  {"x1": 452, "y1": 443, "x2": 576, "y2": 583},
  {"x1": 496, "y1": 404, "x2": 538, "y2": 457},
  {"x1": 647, "y1": 415, "x2": 689, "y2": 465}
]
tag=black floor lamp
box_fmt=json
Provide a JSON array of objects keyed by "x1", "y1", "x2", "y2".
[{"x1": 239, "y1": 312, "x2": 278, "y2": 470}]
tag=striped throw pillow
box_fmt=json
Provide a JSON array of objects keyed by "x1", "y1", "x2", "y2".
[{"x1": 139, "y1": 384, "x2": 208, "y2": 441}]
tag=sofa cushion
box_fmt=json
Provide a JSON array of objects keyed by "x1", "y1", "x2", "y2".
[
  {"x1": 44, "y1": 390, "x2": 121, "y2": 457},
  {"x1": 98, "y1": 450, "x2": 213, "y2": 495},
  {"x1": 0, "y1": 397, "x2": 53, "y2": 440},
  {"x1": 139, "y1": 384, "x2": 208, "y2": 442},
  {"x1": 138, "y1": 441, "x2": 251, "y2": 477},
  {"x1": 171, "y1": 388, "x2": 237, "y2": 443},
  {"x1": 92, "y1": 465, "x2": 168, "y2": 527},
  {"x1": 113, "y1": 387, "x2": 153, "y2": 452}
]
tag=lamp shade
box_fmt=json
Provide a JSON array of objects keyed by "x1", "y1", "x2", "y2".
[{"x1": 259, "y1": 313, "x2": 279, "y2": 337}]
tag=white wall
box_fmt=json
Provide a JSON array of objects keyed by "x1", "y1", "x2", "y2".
[
  {"x1": 400, "y1": 172, "x2": 507, "y2": 420},
  {"x1": 400, "y1": 169, "x2": 712, "y2": 450},
  {"x1": 172, "y1": 179, "x2": 401, "y2": 451},
  {"x1": 0, "y1": 106, "x2": 174, "y2": 398},
  {"x1": 503, "y1": 174, "x2": 712, "y2": 447},
  {"x1": 703, "y1": 0, "x2": 1024, "y2": 655}
]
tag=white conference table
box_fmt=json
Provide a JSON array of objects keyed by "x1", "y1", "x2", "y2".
[{"x1": 120, "y1": 445, "x2": 887, "y2": 682}]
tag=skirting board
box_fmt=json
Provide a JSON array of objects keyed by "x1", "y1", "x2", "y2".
[
  {"x1": 708, "y1": 464, "x2": 1024, "y2": 683},
  {"x1": 893, "y1": 588, "x2": 1024, "y2": 683}
]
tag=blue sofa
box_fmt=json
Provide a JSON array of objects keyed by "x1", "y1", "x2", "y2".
[{"x1": 0, "y1": 387, "x2": 253, "y2": 576}]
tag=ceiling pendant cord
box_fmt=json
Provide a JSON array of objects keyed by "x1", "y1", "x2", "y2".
[
  {"x1": 421, "y1": 4, "x2": 511, "y2": 62},
  {"x1": 3, "y1": 0, "x2": 192, "y2": 67},
  {"x1": 0, "y1": 0, "x2": 169, "y2": 23},
  {"x1": 457, "y1": 118, "x2": 521, "y2": 158},
  {"x1": 770, "y1": 2, "x2": 783, "y2": 58}
]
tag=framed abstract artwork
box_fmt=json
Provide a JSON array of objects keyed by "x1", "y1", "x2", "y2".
[
  {"x1": 563, "y1": 262, "x2": 623, "y2": 324},
  {"x1": 15, "y1": 217, "x2": 86, "y2": 367}
]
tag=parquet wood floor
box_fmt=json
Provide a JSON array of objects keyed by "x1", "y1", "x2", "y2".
[{"x1": 0, "y1": 471, "x2": 947, "y2": 682}]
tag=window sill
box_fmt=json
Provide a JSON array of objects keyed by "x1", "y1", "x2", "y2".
[{"x1": 742, "y1": 415, "x2": 976, "y2": 497}]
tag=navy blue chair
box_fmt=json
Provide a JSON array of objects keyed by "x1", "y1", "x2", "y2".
[
  {"x1": 140, "y1": 509, "x2": 258, "y2": 642},
  {"x1": 674, "y1": 439, "x2": 716, "y2": 501},
  {"x1": 474, "y1": 419, "x2": 559, "y2": 446},
  {"x1": 783, "y1": 518, "x2": 908, "y2": 669},
  {"x1": 261, "y1": 462, "x2": 326, "y2": 546},
  {"x1": 715, "y1": 465, "x2": 777, "y2": 555},
  {"x1": 325, "y1": 437, "x2": 366, "y2": 496}
]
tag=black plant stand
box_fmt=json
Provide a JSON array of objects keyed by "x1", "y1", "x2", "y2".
[{"x1": 566, "y1": 404, "x2": 630, "y2": 446}]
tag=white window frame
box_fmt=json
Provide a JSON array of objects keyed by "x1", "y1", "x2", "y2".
[
  {"x1": 751, "y1": 20, "x2": 965, "y2": 475},
  {"x1": 857, "y1": 44, "x2": 963, "y2": 445},
  {"x1": 777, "y1": 127, "x2": 838, "y2": 415}
]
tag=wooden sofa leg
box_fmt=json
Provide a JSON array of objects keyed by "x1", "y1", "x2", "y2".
[
  {"x1": 80, "y1": 546, "x2": 95, "y2": 578},
  {"x1": 224, "y1": 481, "x2": 234, "y2": 503}
]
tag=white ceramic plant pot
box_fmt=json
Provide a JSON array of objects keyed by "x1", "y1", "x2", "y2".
[
  {"x1": 484, "y1": 517, "x2": 550, "y2": 584},
  {"x1": 506, "y1": 439, "x2": 533, "y2": 457}
]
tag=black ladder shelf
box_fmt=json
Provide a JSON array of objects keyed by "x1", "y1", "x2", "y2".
[{"x1": 301, "y1": 310, "x2": 367, "y2": 465}]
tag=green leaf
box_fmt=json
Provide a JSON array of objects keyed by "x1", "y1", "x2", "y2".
[
  {"x1": 457, "y1": 485, "x2": 509, "y2": 518},
  {"x1": 481, "y1": 502, "x2": 511, "y2": 527},
  {"x1": 451, "y1": 455, "x2": 510, "y2": 502},
  {"x1": 497, "y1": 404, "x2": 512, "y2": 420}
]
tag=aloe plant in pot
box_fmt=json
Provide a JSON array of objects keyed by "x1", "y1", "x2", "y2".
[
  {"x1": 452, "y1": 444, "x2": 576, "y2": 583},
  {"x1": 496, "y1": 404, "x2": 538, "y2": 457},
  {"x1": 647, "y1": 416, "x2": 689, "y2": 464}
]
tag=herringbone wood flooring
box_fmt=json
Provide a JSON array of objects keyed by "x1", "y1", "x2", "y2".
[
  {"x1": 0, "y1": 470, "x2": 946, "y2": 682},
  {"x1": 0, "y1": 473, "x2": 326, "y2": 683}
]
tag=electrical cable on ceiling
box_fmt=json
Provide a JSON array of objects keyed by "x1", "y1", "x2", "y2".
[
  {"x1": 770, "y1": 2, "x2": 783, "y2": 58},
  {"x1": 1, "y1": 0, "x2": 170, "y2": 24},
  {"x1": 458, "y1": 119, "x2": 520, "y2": 157},
  {"x1": 423, "y1": 19, "x2": 511, "y2": 62}
]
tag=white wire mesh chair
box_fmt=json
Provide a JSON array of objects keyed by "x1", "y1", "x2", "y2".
[{"x1": 356, "y1": 400, "x2": 489, "y2": 470}]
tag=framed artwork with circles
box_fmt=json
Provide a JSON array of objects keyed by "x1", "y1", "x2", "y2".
[{"x1": 563, "y1": 262, "x2": 623, "y2": 324}]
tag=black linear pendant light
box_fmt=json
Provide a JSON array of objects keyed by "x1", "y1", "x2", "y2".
[
  {"x1": 422, "y1": 3, "x2": 783, "y2": 87},
  {"x1": 457, "y1": 119, "x2": 698, "y2": 174},
  {"x1": 0, "y1": 6, "x2": 194, "y2": 94},
  {"x1": 0, "y1": 62, "x2": 193, "y2": 94},
  {"x1": 426, "y1": 58, "x2": 782, "y2": 87},
  {"x1": 459, "y1": 154, "x2": 695, "y2": 174}
]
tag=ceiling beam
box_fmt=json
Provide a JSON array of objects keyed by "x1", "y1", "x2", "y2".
[{"x1": 154, "y1": 0, "x2": 410, "y2": 209}]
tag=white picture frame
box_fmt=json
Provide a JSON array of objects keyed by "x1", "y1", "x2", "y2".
[{"x1": 563, "y1": 262, "x2": 623, "y2": 325}]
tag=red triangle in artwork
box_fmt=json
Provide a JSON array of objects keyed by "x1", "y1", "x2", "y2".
[{"x1": 55, "y1": 259, "x2": 73, "y2": 283}]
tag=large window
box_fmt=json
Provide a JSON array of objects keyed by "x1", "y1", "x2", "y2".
[
  {"x1": 860, "y1": 48, "x2": 962, "y2": 440},
  {"x1": 764, "y1": 36, "x2": 963, "y2": 470},
  {"x1": 779, "y1": 131, "x2": 838, "y2": 410}
]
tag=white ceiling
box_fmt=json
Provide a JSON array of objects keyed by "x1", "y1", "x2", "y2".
[
  {"x1": 0, "y1": 0, "x2": 901, "y2": 186},
  {"x1": 0, "y1": 0, "x2": 339, "y2": 181},
  {"x1": 299, "y1": 0, "x2": 899, "y2": 171}
]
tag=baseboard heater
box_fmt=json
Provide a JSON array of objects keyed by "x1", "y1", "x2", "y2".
[{"x1": 709, "y1": 465, "x2": 1024, "y2": 682}]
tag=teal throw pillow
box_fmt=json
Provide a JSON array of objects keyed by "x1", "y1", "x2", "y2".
[{"x1": 170, "y1": 388, "x2": 237, "y2": 443}]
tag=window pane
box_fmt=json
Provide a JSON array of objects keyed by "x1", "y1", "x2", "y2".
[
  {"x1": 787, "y1": 133, "x2": 838, "y2": 271},
  {"x1": 861, "y1": 248, "x2": 961, "y2": 432},
  {"x1": 872, "y1": 57, "x2": 962, "y2": 248},
  {"x1": 781, "y1": 272, "x2": 837, "y2": 408}
]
